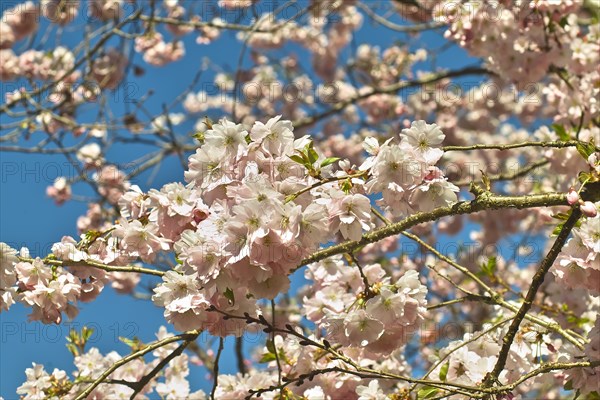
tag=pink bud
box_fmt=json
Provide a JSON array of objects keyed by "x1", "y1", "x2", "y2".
[
  {"x1": 580, "y1": 201, "x2": 598, "y2": 217},
  {"x1": 566, "y1": 188, "x2": 579, "y2": 205}
]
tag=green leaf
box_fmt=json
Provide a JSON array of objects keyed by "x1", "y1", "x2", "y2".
[
  {"x1": 320, "y1": 157, "x2": 340, "y2": 168},
  {"x1": 288, "y1": 154, "x2": 306, "y2": 166},
  {"x1": 552, "y1": 222, "x2": 564, "y2": 236},
  {"x1": 192, "y1": 131, "x2": 205, "y2": 143},
  {"x1": 82, "y1": 327, "x2": 93, "y2": 341},
  {"x1": 439, "y1": 361, "x2": 450, "y2": 381},
  {"x1": 551, "y1": 212, "x2": 570, "y2": 221},
  {"x1": 307, "y1": 146, "x2": 319, "y2": 165},
  {"x1": 564, "y1": 379, "x2": 573, "y2": 391},
  {"x1": 224, "y1": 287, "x2": 235, "y2": 306},
  {"x1": 481, "y1": 256, "x2": 497, "y2": 277},
  {"x1": 567, "y1": 314, "x2": 591, "y2": 327},
  {"x1": 119, "y1": 336, "x2": 141, "y2": 349},
  {"x1": 552, "y1": 124, "x2": 570, "y2": 141},
  {"x1": 588, "y1": 390, "x2": 600, "y2": 400},
  {"x1": 66, "y1": 343, "x2": 79, "y2": 357},
  {"x1": 266, "y1": 339, "x2": 276, "y2": 354},
  {"x1": 575, "y1": 142, "x2": 594, "y2": 160},
  {"x1": 259, "y1": 352, "x2": 277, "y2": 363},
  {"x1": 583, "y1": 0, "x2": 600, "y2": 24},
  {"x1": 417, "y1": 386, "x2": 439, "y2": 399},
  {"x1": 579, "y1": 171, "x2": 597, "y2": 184},
  {"x1": 260, "y1": 340, "x2": 278, "y2": 363}
]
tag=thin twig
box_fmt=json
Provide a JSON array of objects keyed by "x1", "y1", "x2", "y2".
[
  {"x1": 74, "y1": 330, "x2": 199, "y2": 400},
  {"x1": 210, "y1": 337, "x2": 225, "y2": 400}
]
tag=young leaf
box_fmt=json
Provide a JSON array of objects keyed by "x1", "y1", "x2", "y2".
[
  {"x1": 119, "y1": 336, "x2": 143, "y2": 351},
  {"x1": 259, "y1": 351, "x2": 276, "y2": 363},
  {"x1": 552, "y1": 124, "x2": 570, "y2": 141},
  {"x1": 552, "y1": 222, "x2": 565, "y2": 236},
  {"x1": 481, "y1": 256, "x2": 497, "y2": 277},
  {"x1": 66, "y1": 343, "x2": 79, "y2": 357},
  {"x1": 575, "y1": 142, "x2": 594, "y2": 160},
  {"x1": 439, "y1": 361, "x2": 450, "y2": 381},
  {"x1": 266, "y1": 339, "x2": 276, "y2": 354},
  {"x1": 320, "y1": 157, "x2": 340, "y2": 168},
  {"x1": 551, "y1": 212, "x2": 570, "y2": 221},
  {"x1": 82, "y1": 326, "x2": 94, "y2": 341},
  {"x1": 307, "y1": 146, "x2": 319, "y2": 165},
  {"x1": 579, "y1": 171, "x2": 598, "y2": 184},
  {"x1": 288, "y1": 154, "x2": 307, "y2": 166},
  {"x1": 417, "y1": 386, "x2": 439, "y2": 399}
]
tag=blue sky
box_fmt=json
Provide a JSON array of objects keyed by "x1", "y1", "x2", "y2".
[{"x1": 0, "y1": 2, "x2": 491, "y2": 397}]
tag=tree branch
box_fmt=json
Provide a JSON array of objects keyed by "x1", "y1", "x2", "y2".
[
  {"x1": 300, "y1": 190, "x2": 569, "y2": 269},
  {"x1": 74, "y1": 330, "x2": 199, "y2": 400},
  {"x1": 128, "y1": 340, "x2": 191, "y2": 399},
  {"x1": 210, "y1": 337, "x2": 225, "y2": 400},
  {"x1": 482, "y1": 207, "x2": 582, "y2": 391},
  {"x1": 292, "y1": 66, "x2": 490, "y2": 129},
  {"x1": 18, "y1": 256, "x2": 165, "y2": 277}
]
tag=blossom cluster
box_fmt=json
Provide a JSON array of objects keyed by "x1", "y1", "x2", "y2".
[
  {"x1": 435, "y1": 0, "x2": 599, "y2": 124},
  {"x1": 149, "y1": 116, "x2": 452, "y2": 334},
  {"x1": 435, "y1": 1, "x2": 575, "y2": 85},
  {"x1": 303, "y1": 256, "x2": 428, "y2": 354},
  {"x1": 215, "y1": 332, "x2": 411, "y2": 399},
  {"x1": 0, "y1": 237, "x2": 140, "y2": 323},
  {"x1": 429, "y1": 319, "x2": 561, "y2": 399},
  {"x1": 1, "y1": 116, "x2": 455, "y2": 333},
  {"x1": 16, "y1": 326, "x2": 207, "y2": 399},
  {"x1": 552, "y1": 205, "x2": 600, "y2": 295},
  {"x1": 2, "y1": 1, "x2": 600, "y2": 398}
]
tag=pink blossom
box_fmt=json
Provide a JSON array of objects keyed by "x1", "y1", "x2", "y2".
[
  {"x1": 344, "y1": 308, "x2": 384, "y2": 347},
  {"x1": 0, "y1": 49, "x2": 19, "y2": 80},
  {"x1": 330, "y1": 193, "x2": 373, "y2": 241},
  {"x1": 0, "y1": 243, "x2": 19, "y2": 311},
  {"x1": 250, "y1": 115, "x2": 295, "y2": 156},
  {"x1": 113, "y1": 219, "x2": 171, "y2": 263},
  {"x1": 567, "y1": 187, "x2": 580, "y2": 205},
  {"x1": 46, "y1": 177, "x2": 72, "y2": 205},
  {"x1": 94, "y1": 165, "x2": 130, "y2": 205},
  {"x1": 143, "y1": 41, "x2": 185, "y2": 66},
  {"x1": 2, "y1": 1, "x2": 39, "y2": 42},
  {"x1": 400, "y1": 120, "x2": 446, "y2": 164},
  {"x1": 580, "y1": 201, "x2": 598, "y2": 218},
  {"x1": 152, "y1": 271, "x2": 208, "y2": 332},
  {"x1": 110, "y1": 271, "x2": 140, "y2": 294},
  {"x1": 42, "y1": 0, "x2": 79, "y2": 25},
  {"x1": 88, "y1": 0, "x2": 122, "y2": 22}
]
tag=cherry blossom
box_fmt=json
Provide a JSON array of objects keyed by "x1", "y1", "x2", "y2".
[{"x1": 3, "y1": 1, "x2": 600, "y2": 399}]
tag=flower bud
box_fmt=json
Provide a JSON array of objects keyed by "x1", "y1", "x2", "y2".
[
  {"x1": 580, "y1": 201, "x2": 598, "y2": 217},
  {"x1": 566, "y1": 188, "x2": 579, "y2": 205}
]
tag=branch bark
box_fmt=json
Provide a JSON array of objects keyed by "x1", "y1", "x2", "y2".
[
  {"x1": 292, "y1": 66, "x2": 490, "y2": 129},
  {"x1": 74, "y1": 330, "x2": 199, "y2": 400},
  {"x1": 299, "y1": 190, "x2": 568, "y2": 269},
  {"x1": 17, "y1": 256, "x2": 165, "y2": 277},
  {"x1": 482, "y1": 207, "x2": 582, "y2": 391}
]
